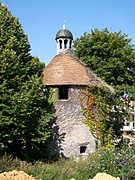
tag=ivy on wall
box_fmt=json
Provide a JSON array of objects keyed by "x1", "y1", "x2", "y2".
[{"x1": 80, "y1": 85, "x2": 126, "y2": 148}]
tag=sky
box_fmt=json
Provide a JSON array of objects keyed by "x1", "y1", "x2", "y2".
[{"x1": 1, "y1": 0, "x2": 135, "y2": 65}]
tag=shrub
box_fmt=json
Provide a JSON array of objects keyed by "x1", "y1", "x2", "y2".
[
  {"x1": 0, "y1": 153, "x2": 20, "y2": 173},
  {"x1": 87, "y1": 143, "x2": 135, "y2": 179},
  {"x1": 0, "y1": 143, "x2": 134, "y2": 179}
]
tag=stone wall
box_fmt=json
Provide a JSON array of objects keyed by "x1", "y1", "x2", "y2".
[{"x1": 51, "y1": 85, "x2": 96, "y2": 158}]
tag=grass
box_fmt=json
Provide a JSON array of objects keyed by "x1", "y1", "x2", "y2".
[{"x1": 0, "y1": 143, "x2": 135, "y2": 180}]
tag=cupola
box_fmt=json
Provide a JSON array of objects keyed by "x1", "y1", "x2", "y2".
[{"x1": 55, "y1": 24, "x2": 73, "y2": 54}]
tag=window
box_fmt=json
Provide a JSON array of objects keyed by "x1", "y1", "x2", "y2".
[
  {"x1": 80, "y1": 146, "x2": 87, "y2": 154},
  {"x1": 69, "y1": 40, "x2": 72, "y2": 48},
  {"x1": 59, "y1": 40, "x2": 62, "y2": 49},
  {"x1": 64, "y1": 39, "x2": 68, "y2": 48},
  {"x1": 133, "y1": 123, "x2": 135, "y2": 129},
  {"x1": 132, "y1": 114, "x2": 134, "y2": 121},
  {"x1": 58, "y1": 86, "x2": 68, "y2": 100}
]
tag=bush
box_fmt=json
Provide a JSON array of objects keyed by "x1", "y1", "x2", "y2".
[
  {"x1": 87, "y1": 143, "x2": 135, "y2": 179},
  {"x1": 0, "y1": 153, "x2": 20, "y2": 173},
  {"x1": 0, "y1": 143, "x2": 134, "y2": 179}
]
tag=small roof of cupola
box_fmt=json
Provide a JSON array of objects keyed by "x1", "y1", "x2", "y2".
[
  {"x1": 55, "y1": 29, "x2": 73, "y2": 40},
  {"x1": 55, "y1": 24, "x2": 73, "y2": 40}
]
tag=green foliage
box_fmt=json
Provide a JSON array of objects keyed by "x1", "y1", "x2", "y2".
[
  {"x1": 74, "y1": 28, "x2": 135, "y2": 98},
  {"x1": 80, "y1": 85, "x2": 126, "y2": 147},
  {"x1": 0, "y1": 3, "x2": 53, "y2": 159},
  {"x1": 87, "y1": 143, "x2": 135, "y2": 180},
  {"x1": 0, "y1": 143, "x2": 135, "y2": 179},
  {"x1": 0, "y1": 153, "x2": 20, "y2": 173}
]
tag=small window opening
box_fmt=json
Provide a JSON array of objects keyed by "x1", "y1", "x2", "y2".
[
  {"x1": 69, "y1": 40, "x2": 72, "y2": 49},
  {"x1": 58, "y1": 86, "x2": 68, "y2": 100},
  {"x1": 59, "y1": 40, "x2": 62, "y2": 49},
  {"x1": 64, "y1": 39, "x2": 68, "y2": 48},
  {"x1": 80, "y1": 146, "x2": 87, "y2": 154},
  {"x1": 132, "y1": 114, "x2": 134, "y2": 121}
]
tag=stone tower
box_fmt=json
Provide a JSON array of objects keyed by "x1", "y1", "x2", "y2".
[{"x1": 43, "y1": 26, "x2": 102, "y2": 158}]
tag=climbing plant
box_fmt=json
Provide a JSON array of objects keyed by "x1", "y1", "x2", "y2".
[{"x1": 80, "y1": 85, "x2": 126, "y2": 148}]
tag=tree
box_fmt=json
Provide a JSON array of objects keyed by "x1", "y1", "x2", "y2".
[
  {"x1": 74, "y1": 28, "x2": 135, "y2": 98},
  {"x1": 0, "y1": 3, "x2": 53, "y2": 159}
]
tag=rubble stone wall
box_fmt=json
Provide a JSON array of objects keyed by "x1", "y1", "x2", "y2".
[{"x1": 53, "y1": 85, "x2": 95, "y2": 157}]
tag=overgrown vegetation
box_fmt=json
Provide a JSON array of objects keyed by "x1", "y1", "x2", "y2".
[
  {"x1": 80, "y1": 85, "x2": 126, "y2": 147},
  {"x1": 0, "y1": 143, "x2": 134, "y2": 180}
]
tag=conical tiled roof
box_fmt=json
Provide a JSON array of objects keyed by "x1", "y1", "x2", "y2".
[{"x1": 43, "y1": 50, "x2": 102, "y2": 86}]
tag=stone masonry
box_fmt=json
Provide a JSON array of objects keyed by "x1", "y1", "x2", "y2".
[{"x1": 53, "y1": 86, "x2": 95, "y2": 157}]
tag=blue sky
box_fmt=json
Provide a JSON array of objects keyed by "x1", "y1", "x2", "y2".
[{"x1": 1, "y1": 0, "x2": 135, "y2": 65}]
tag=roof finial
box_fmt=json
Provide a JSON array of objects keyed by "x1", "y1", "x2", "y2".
[{"x1": 63, "y1": 18, "x2": 66, "y2": 29}]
